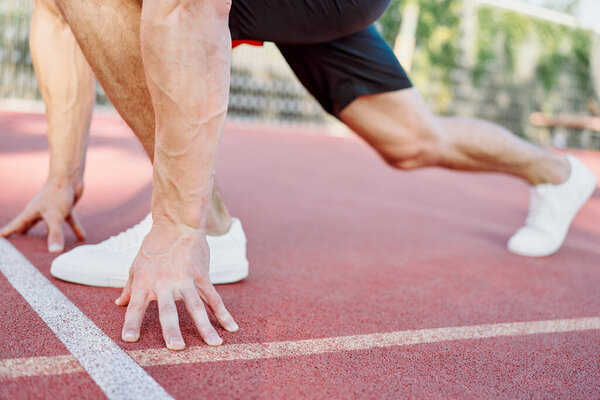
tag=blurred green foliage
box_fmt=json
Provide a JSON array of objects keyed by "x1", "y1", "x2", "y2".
[
  {"x1": 379, "y1": 0, "x2": 460, "y2": 82},
  {"x1": 378, "y1": 0, "x2": 593, "y2": 96},
  {"x1": 474, "y1": 6, "x2": 592, "y2": 94}
]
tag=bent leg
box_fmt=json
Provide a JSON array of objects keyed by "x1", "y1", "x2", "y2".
[
  {"x1": 54, "y1": 0, "x2": 231, "y2": 234},
  {"x1": 340, "y1": 88, "x2": 570, "y2": 186}
]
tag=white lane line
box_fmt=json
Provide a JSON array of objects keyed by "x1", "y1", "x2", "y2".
[
  {"x1": 0, "y1": 355, "x2": 83, "y2": 379},
  {"x1": 0, "y1": 239, "x2": 172, "y2": 400},
  {"x1": 2, "y1": 316, "x2": 599, "y2": 379},
  {"x1": 130, "y1": 316, "x2": 600, "y2": 366}
]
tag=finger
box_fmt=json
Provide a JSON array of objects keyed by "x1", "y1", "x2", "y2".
[
  {"x1": 116, "y1": 275, "x2": 133, "y2": 306},
  {"x1": 46, "y1": 216, "x2": 65, "y2": 253},
  {"x1": 197, "y1": 282, "x2": 238, "y2": 332},
  {"x1": 0, "y1": 209, "x2": 40, "y2": 237},
  {"x1": 157, "y1": 291, "x2": 185, "y2": 351},
  {"x1": 122, "y1": 286, "x2": 149, "y2": 343},
  {"x1": 66, "y1": 212, "x2": 86, "y2": 241},
  {"x1": 182, "y1": 285, "x2": 222, "y2": 346}
]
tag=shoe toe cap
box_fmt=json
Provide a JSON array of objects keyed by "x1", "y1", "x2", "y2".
[
  {"x1": 51, "y1": 245, "x2": 94, "y2": 268},
  {"x1": 507, "y1": 228, "x2": 559, "y2": 257}
]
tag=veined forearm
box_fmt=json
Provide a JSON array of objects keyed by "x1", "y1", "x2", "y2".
[
  {"x1": 31, "y1": 0, "x2": 95, "y2": 186},
  {"x1": 141, "y1": 0, "x2": 231, "y2": 230}
]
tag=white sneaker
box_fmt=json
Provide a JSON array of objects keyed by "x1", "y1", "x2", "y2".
[
  {"x1": 50, "y1": 214, "x2": 249, "y2": 287},
  {"x1": 507, "y1": 154, "x2": 597, "y2": 257}
]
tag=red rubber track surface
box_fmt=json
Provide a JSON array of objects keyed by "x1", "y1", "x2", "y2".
[{"x1": 1, "y1": 111, "x2": 599, "y2": 399}]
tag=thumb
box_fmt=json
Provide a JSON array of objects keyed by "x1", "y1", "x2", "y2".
[{"x1": 46, "y1": 217, "x2": 65, "y2": 253}]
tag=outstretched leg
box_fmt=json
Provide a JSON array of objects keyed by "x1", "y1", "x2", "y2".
[
  {"x1": 339, "y1": 88, "x2": 570, "y2": 185},
  {"x1": 340, "y1": 88, "x2": 596, "y2": 257}
]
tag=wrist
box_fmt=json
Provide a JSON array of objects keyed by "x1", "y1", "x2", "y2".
[
  {"x1": 150, "y1": 191, "x2": 207, "y2": 230},
  {"x1": 151, "y1": 213, "x2": 206, "y2": 235},
  {"x1": 48, "y1": 154, "x2": 85, "y2": 183},
  {"x1": 143, "y1": 220, "x2": 207, "y2": 254},
  {"x1": 46, "y1": 173, "x2": 84, "y2": 197}
]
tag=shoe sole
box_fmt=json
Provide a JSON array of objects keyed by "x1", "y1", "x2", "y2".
[
  {"x1": 209, "y1": 260, "x2": 249, "y2": 285},
  {"x1": 50, "y1": 260, "x2": 249, "y2": 288},
  {"x1": 508, "y1": 167, "x2": 597, "y2": 257},
  {"x1": 50, "y1": 262, "x2": 129, "y2": 288}
]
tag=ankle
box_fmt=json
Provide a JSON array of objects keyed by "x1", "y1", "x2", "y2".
[
  {"x1": 529, "y1": 155, "x2": 570, "y2": 186},
  {"x1": 206, "y1": 215, "x2": 233, "y2": 236}
]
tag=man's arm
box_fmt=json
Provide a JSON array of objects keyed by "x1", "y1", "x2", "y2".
[
  {"x1": 115, "y1": 0, "x2": 238, "y2": 350},
  {"x1": 0, "y1": 0, "x2": 95, "y2": 252}
]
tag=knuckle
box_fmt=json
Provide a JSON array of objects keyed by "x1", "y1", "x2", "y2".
[
  {"x1": 207, "y1": 290, "x2": 222, "y2": 305},
  {"x1": 127, "y1": 303, "x2": 145, "y2": 312},
  {"x1": 216, "y1": 310, "x2": 232, "y2": 321},
  {"x1": 189, "y1": 299, "x2": 205, "y2": 311}
]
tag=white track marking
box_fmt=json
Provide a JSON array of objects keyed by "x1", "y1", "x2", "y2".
[
  {"x1": 2, "y1": 316, "x2": 599, "y2": 379},
  {"x1": 130, "y1": 316, "x2": 600, "y2": 366},
  {"x1": 0, "y1": 355, "x2": 83, "y2": 379},
  {"x1": 0, "y1": 239, "x2": 173, "y2": 400}
]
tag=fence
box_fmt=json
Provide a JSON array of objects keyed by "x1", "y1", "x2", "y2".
[{"x1": 0, "y1": 0, "x2": 327, "y2": 125}]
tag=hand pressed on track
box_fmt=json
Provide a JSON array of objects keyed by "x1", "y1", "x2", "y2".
[
  {"x1": 115, "y1": 223, "x2": 238, "y2": 350},
  {"x1": 0, "y1": 180, "x2": 85, "y2": 252}
]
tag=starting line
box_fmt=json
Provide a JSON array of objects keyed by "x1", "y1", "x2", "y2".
[
  {"x1": 1, "y1": 238, "x2": 599, "y2": 396},
  {"x1": 2, "y1": 316, "x2": 599, "y2": 379}
]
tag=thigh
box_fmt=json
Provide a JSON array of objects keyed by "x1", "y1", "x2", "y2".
[
  {"x1": 229, "y1": 0, "x2": 391, "y2": 44},
  {"x1": 277, "y1": 25, "x2": 412, "y2": 116}
]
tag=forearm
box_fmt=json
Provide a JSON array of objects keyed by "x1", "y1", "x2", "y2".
[
  {"x1": 141, "y1": 0, "x2": 231, "y2": 230},
  {"x1": 31, "y1": 0, "x2": 95, "y2": 188}
]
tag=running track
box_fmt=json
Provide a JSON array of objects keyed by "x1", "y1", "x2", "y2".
[{"x1": 0, "y1": 111, "x2": 599, "y2": 399}]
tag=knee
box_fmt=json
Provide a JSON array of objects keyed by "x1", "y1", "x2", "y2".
[{"x1": 377, "y1": 124, "x2": 443, "y2": 170}]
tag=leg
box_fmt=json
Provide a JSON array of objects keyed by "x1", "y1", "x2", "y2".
[
  {"x1": 340, "y1": 89, "x2": 596, "y2": 257},
  {"x1": 339, "y1": 88, "x2": 570, "y2": 186},
  {"x1": 54, "y1": 0, "x2": 231, "y2": 235},
  {"x1": 208, "y1": 185, "x2": 233, "y2": 235}
]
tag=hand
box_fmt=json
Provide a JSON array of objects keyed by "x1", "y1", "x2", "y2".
[
  {"x1": 115, "y1": 223, "x2": 238, "y2": 350},
  {"x1": 0, "y1": 179, "x2": 85, "y2": 252}
]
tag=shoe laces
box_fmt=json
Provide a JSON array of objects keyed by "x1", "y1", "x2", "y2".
[{"x1": 98, "y1": 214, "x2": 152, "y2": 251}]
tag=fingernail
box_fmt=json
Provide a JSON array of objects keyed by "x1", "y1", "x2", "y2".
[
  {"x1": 168, "y1": 338, "x2": 184, "y2": 349},
  {"x1": 49, "y1": 244, "x2": 63, "y2": 253},
  {"x1": 123, "y1": 331, "x2": 137, "y2": 341},
  {"x1": 114, "y1": 298, "x2": 121, "y2": 305},
  {"x1": 207, "y1": 333, "x2": 223, "y2": 346},
  {"x1": 228, "y1": 321, "x2": 239, "y2": 332}
]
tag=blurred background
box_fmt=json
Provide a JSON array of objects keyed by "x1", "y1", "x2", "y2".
[{"x1": 1, "y1": 0, "x2": 599, "y2": 148}]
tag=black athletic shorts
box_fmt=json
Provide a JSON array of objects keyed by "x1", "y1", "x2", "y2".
[{"x1": 228, "y1": 0, "x2": 412, "y2": 116}]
